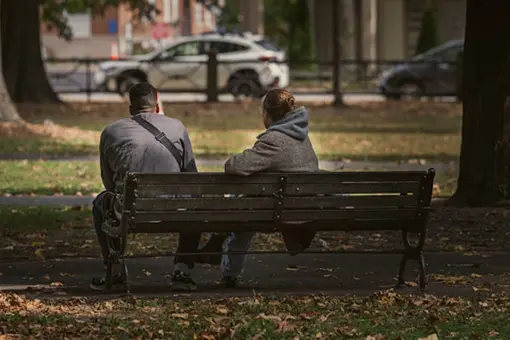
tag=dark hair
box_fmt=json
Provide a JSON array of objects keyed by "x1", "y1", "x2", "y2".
[
  {"x1": 129, "y1": 83, "x2": 158, "y2": 113},
  {"x1": 262, "y1": 88, "x2": 296, "y2": 121}
]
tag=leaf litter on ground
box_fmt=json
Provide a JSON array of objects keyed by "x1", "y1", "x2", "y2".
[{"x1": 2, "y1": 290, "x2": 510, "y2": 339}]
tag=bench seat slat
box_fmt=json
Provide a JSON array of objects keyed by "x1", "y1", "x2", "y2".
[
  {"x1": 135, "y1": 195, "x2": 419, "y2": 211},
  {"x1": 131, "y1": 171, "x2": 430, "y2": 185},
  {"x1": 136, "y1": 181, "x2": 420, "y2": 198},
  {"x1": 134, "y1": 208, "x2": 419, "y2": 222},
  {"x1": 130, "y1": 218, "x2": 425, "y2": 233}
]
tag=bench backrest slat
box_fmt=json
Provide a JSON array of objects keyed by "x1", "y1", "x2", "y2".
[
  {"x1": 132, "y1": 171, "x2": 429, "y2": 185},
  {"x1": 136, "y1": 181, "x2": 420, "y2": 197},
  {"x1": 135, "y1": 194, "x2": 419, "y2": 211},
  {"x1": 134, "y1": 208, "x2": 419, "y2": 223}
]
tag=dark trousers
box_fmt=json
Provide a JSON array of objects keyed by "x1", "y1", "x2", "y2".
[
  {"x1": 92, "y1": 191, "x2": 120, "y2": 265},
  {"x1": 174, "y1": 232, "x2": 201, "y2": 269}
]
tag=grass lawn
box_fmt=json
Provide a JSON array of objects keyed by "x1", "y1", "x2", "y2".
[
  {"x1": 0, "y1": 161, "x2": 223, "y2": 195},
  {"x1": 0, "y1": 159, "x2": 458, "y2": 196},
  {"x1": 0, "y1": 101, "x2": 461, "y2": 162},
  {"x1": 1, "y1": 291, "x2": 509, "y2": 339}
]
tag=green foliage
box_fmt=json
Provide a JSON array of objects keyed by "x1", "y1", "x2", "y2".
[
  {"x1": 264, "y1": 0, "x2": 313, "y2": 64},
  {"x1": 415, "y1": 4, "x2": 439, "y2": 55},
  {"x1": 39, "y1": 0, "x2": 158, "y2": 40},
  {"x1": 217, "y1": 0, "x2": 241, "y2": 30}
]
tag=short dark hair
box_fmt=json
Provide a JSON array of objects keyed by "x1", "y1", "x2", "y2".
[
  {"x1": 129, "y1": 83, "x2": 158, "y2": 113},
  {"x1": 263, "y1": 88, "x2": 296, "y2": 121}
]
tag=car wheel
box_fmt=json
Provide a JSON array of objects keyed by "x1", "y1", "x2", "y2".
[
  {"x1": 117, "y1": 77, "x2": 141, "y2": 95},
  {"x1": 397, "y1": 81, "x2": 424, "y2": 100},
  {"x1": 228, "y1": 73, "x2": 264, "y2": 98}
]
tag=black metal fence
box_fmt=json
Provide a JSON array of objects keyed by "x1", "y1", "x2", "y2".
[{"x1": 44, "y1": 55, "x2": 460, "y2": 102}]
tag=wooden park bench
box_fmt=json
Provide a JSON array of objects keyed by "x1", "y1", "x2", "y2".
[{"x1": 103, "y1": 169, "x2": 435, "y2": 293}]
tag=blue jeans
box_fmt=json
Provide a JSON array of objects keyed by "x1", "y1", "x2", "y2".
[{"x1": 221, "y1": 232, "x2": 255, "y2": 277}]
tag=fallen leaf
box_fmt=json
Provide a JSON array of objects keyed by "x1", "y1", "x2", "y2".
[
  {"x1": 50, "y1": 281, "x2": 64, "y2": 287},
  {"x1": 60, "y1": 272, "x2": 74, "y2": 277},
  {"x1": 216, "y1": 306, "x2": 229, "y2": 315},
  {"x1": 471, "y1": 273, "x2": 483, "y2": 278},
  {"x1": 488, "y1": 330, "x2": 499, "y2": 337},
  {"x1": 418, "y1": 334, "x2": 439, "y2": 340},
  {"x1": 256, "y1": 313, "x2": 281, "y2": 322},
  {"x1": 366, "y1": 335, "x2": 386, "y2": 340},
  {"x1": 286, "y1": 265, "x2": 308, "y2": 271},
  {"x1": 31, "y1": 241, "x2": 45, "y2": 247},
  {"x1": 276, "y1": 320, "x2": 297, "y2": 333},
  {"x1": 143, "y1": 270, "x2": 152, "y2": 276},
  {"x1": 43, "y1": 274, "x2": 50, "y2": 280},
  {"x1": 34, "y1": 249, "x2": 45, "y2": 261},
  {"x1": 405, "y1": 281, "x2": 418, "y2": 287},
  {"x1": 171, "y1": 313, "x2": 189, "y2": 319},
  {"x1": 472, "y1": 286, "x2": 489, "y2": 292}
]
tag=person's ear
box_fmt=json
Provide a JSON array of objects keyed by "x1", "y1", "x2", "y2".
[{"x1": 155, "y1": 104, "x2": 160, "y2": 114}]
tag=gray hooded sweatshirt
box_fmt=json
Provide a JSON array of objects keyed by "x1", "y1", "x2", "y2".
[
  {"x1": 99, "y1": 112, "x2": 197, "y2": 192},
  {"x1": 225, "y1": 106, "x2": 319, "y2": 175}
]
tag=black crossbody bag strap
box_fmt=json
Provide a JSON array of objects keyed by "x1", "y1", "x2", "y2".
[{"x1": 132, "y1": 115, "x2": 183, "y2": 170}]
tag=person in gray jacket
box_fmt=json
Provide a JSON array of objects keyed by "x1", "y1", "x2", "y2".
[
  {"x1": 220, "y1": 88, "x2": 320, "y2": 287},
  {"x1": 90, "y1": 83, "x2": 199, "y2": 291}
]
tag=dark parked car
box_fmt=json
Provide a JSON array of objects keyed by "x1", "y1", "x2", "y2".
[{"x1": 378, "y1": 39, "x2": 463, "y2": 99}]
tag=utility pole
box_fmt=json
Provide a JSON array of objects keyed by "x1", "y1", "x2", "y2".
[{"x1": 332, "y1": 0, "x2": 345, "y2": 107}]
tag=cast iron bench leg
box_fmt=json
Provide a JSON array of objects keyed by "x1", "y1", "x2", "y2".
[{"x1": 397, "y1": 229, "x2": 427, "y2": 291}]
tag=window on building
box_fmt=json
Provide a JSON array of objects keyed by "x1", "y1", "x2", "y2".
[
  {"x1": 171, "y1": 0, "x2": 180, "y2": 22},
  {"x1": 195, "y1": 3, "x2": 203, "y2": 27},
  {"x1": 204, "y1": 9, "x2": 213, "y2": 29},
  {"x1": 164, "y1": 0, "x2": 171, "y2": 23}
]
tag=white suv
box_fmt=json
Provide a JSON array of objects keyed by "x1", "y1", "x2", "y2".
[{"x1": 94, "y1": 32, "x2": 289, "y2": 97}]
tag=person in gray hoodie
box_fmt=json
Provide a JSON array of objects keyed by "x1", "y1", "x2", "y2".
[
  {"x1": 219, "y1": 88, "x2": 320, "y2": 287},
  {"x1": 90, "y1": 83, "x2": 199, "y2": 292}
]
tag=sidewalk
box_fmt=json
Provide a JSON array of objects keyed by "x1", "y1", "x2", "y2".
[{"x1": 1, "y1": 252, "x2": 508, "y2": 298}]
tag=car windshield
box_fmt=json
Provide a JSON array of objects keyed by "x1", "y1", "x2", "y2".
[
  {"x1": 255, "y1": 38, "x2": 280, "y2": 52},
  {"x1": 411, "y1": 41, "x2": 463, "y2": 62}
]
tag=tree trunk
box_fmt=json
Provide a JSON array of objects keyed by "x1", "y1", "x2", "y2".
[
  {"x1": 1, "y1": 0, "x2": 60, "y2": 104},
  {"x1": 0, "y1": 0, "x2": 21, "y2": 122},
  {"x1": 447, "y1": 1, "x2": 510, "y2": 207}
]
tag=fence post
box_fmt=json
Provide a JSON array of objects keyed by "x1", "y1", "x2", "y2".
[
  {"x1": 206, "y1": 50, "x2": 218, "y2": 102},
  {"x1": 85, "y1": 59, "x2": 91, "y2": 103},
  {"x1": 456, "y1": 51, "x2": 463, "y2": 102}
]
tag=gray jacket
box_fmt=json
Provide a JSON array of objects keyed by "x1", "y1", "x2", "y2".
[
  {"x1": 100, "y1": 112, "x2": 197, "y2": 192},
  {"x1": 225, "y1": 106, "x2": 319, "y2": 175}
]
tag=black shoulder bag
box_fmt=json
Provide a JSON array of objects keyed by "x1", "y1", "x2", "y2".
[{"x1": 132, "y1": 115, "x2": 184, "y2": 170}]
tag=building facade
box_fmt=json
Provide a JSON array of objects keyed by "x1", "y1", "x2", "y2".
[
  {"x1": 41, "y1": 0, "x2": 222, "y2": 58},
  {"x1": 310, "y1": 0, "x2": 466, "y2": 63}
]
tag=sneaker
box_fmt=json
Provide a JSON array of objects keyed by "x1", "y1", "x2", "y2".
[
  {"x1": 170, "y1": 271, "x2": 197, "y2": 291},
  {"x1": 90, "y1": 273, "x2": 124, "y2": 291},
  {"x1": 221, "y1": 276, "x2": 239, "y2": 288}
]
